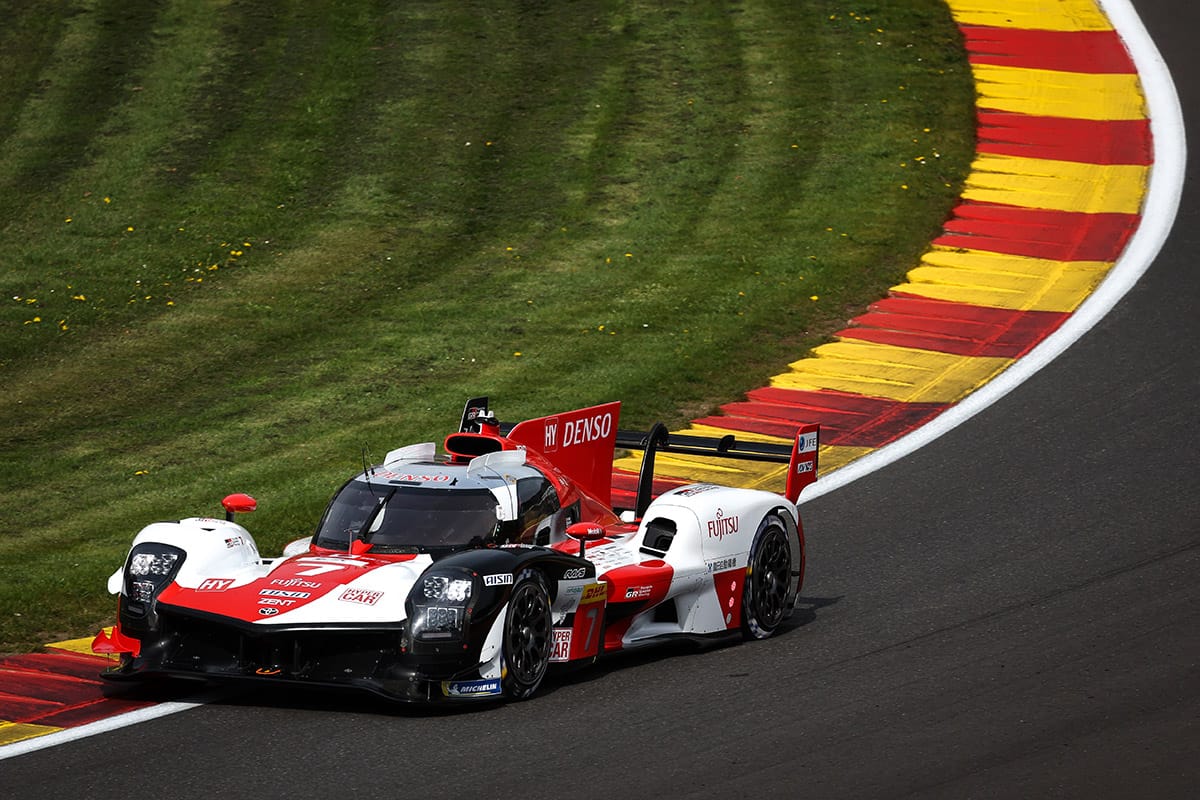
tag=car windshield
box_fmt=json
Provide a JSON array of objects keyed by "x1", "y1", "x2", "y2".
[{"x1": 313, "y1": 481, "x2": 501, "y2": 552}]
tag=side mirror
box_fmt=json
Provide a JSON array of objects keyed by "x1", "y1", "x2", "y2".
[
  {"x1": 222, "y1": 493, "x2": 258, "y2": 522},
  {"x1": 565, "y1": 522, "x2": 606, "y2": 558}
]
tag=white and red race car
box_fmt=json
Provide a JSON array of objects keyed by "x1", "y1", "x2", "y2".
[{"x1": 94, "y1": 398, "x2": 819, "y2": 703}]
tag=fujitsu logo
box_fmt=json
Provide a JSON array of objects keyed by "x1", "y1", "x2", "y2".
[{"x1": 706, "y1": 509, "x2": 739, "y2": 540}]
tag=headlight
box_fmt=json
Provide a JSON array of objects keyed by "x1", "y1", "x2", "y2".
[
  {"x1": 123, "y1": 543, "x2": 186, "y2": 615},
  {"x1": 422, "y1": 575, "x2": 473, "y2": 603},
  {"x1": 408, "y1": 568, "x2": 478, "y2": 643},
  {"x1": 130, "y1": 551, "x2": 181, "y2": 577}
]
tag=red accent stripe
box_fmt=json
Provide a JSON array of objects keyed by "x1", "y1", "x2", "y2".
[
  {"x1": 701, "y1": 387, "x2": 950, "y2": 449},
  {"x1": 976, "y1": 112, "x2": 1152, "y2": 165},
  {"x1": 933, "y1": 202, "x2": 1137, "y2": 262},
  {"x1": 961, "y1": 26, "x2": 1136, "y2": 73},
  {"x1": 840, "y1": 296, "x2": 1069, "y2": 358}
]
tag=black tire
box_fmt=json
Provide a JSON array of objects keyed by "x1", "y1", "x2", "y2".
[
  {"x1": 501, "y1": 568, "x2": 553, "y2": 700},
  {"x1": 741, "y1": 516, "x2": 793, "y2": 640}
]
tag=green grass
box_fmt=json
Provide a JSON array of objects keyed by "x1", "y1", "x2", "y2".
[{"x1": 0, "y1": 0, "x2": 974, "y2": 653}]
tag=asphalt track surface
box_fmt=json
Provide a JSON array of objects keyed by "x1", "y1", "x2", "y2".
[{"x1": 2, "y1": 2, "x2": 1196, "y2": 798}]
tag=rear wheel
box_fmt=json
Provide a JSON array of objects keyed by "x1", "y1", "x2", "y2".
[
  {"x1": 741, "y1": 517, "x2": 793, "y2": 639},
  {"x1": 502, "y1": 568, "x2": 553, "y2": 700}
]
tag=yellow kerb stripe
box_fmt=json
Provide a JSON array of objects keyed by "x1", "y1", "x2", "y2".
[
  {"x1": 895, "y1": 247, "x2": 1113, "y2": 312},
  {"x1": 945, "y1": 0, "x2": 1113, "y2": 31},
  {"x1": 972, "y1": 64, "x2": 1145, "y2": 121},
  {"x1": 46, "y1": 632, "x2": 113, "y2": 657},
  {"x1": 0, "y1": 721, "x2": 63, "y2": 746},
  {"x1": 613, "y1": 442, "x2": 862, "y2": 490},
  {"x1": 772, "y1": 340, "x2": 1012, "y2": 404},
  {"x1": 963, "y1": 154, "x2": 1149, "y2": 215}
]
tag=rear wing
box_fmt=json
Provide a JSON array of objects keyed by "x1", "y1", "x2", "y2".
[
  {"x1": 464, "y1": 397, "x2": 818, "y2": 517},
  {"x1": 614, "y1": 422, "x2": 820, "y2": 517}
]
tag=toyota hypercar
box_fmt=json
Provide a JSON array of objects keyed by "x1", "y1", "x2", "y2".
[{"x1": 94, "y1": 398, "x2": 819, "y2": 703}]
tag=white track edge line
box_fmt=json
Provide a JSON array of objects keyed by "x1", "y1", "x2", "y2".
[
  {"x1": 0, "y1": 689, "x2": 229, "y2": 761},
  {"x1": 800, "y1": 0, "x2": 1186, "y2": 504}
]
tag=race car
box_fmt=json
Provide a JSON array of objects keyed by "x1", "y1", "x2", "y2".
[{"x1": 93, "y1": 398, "x2": 820, "y2": 703}]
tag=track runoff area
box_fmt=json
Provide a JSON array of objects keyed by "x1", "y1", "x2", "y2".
[{"x1": 0, "y1": 0, "x2": 1184, "y2": 758}]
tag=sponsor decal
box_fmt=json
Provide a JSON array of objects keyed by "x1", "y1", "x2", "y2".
[
  {"x1": 197, "y1": 578, "x2": 234, "y2": 592},
  {"x1": 676, "y1": 484, "x2": 720, "y2": 497},
  {"x1": 706, "y1": 556, "x2": 737, "y2": 573},
  {"x1": 339, "y1": 588, "x2": 383, "y2": 605},
  {"x1": 375, "y1": 471, "x2": 453, "y2": 483},
  {"x1": 271, "y1": 578, "x2": 321, "y2": 589},
  {"x1": 795, "y1": 460, "x2": 814, "y2": 474},
  {"x1": 224, "y1": 536, "x2": 244, "y2": 549},
  {"x1": 258, "y1": 607, "x2": 279, "y2": 616},
  {"x1": 624, "y1": 585, "x2": 653, "y2": 600},
  {"x1": 562, "y1": 567, "x2": 587, "y2": 580},
  {"x1": 259, "y1": 588, "x2": 310, "y2": 599},
  {"x1": 258, "y1": 597, "x2": 296, "y2": 607},
  {"x1": 706, "y1": 509, "x2": 739, "y2": 540},
  {"x1": 580, "y1": 583, "x2": 607, "y2": 604},
  {"x1": 543, "y1": 416, "x2": 560, "y2": 453},
  {"x1": 291, "y1": 556, "x2": 371, "y2": 576},
  {"x1": 255, "y1": 668, "x2": 282, "y2": 676},
  {"x1": 560, "y1": 413, "x2": 613, "y2": 448},
  {"x1": 797, "y1": 431, "x2": 818, "y2": 453},
  {"x1": 483, "y1": 573, "x2": 514, "y2": 587},
  {"x1": 442, "y1": 678, "x2": 502, "y2": 698},
  {"x1": 549, "y1": 629, "x2": 572, "y2": 662}
]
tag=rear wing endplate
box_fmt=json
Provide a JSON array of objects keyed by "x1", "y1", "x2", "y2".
[{"x1": 615, "y1": 422, "x2": 820, "y2": 517}]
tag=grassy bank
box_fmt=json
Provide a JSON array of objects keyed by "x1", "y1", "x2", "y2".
[{"x1": 0, "y1": 0, "x2": 974, "y2": 652}]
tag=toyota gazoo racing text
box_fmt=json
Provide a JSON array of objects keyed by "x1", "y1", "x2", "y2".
[{"x1": 94, "y1": 398, "x2": 820, "y2": 703}]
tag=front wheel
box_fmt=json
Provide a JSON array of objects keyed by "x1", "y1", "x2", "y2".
[
  {"x1": 501, "y1": 568, "x2": 553, "y2": 700},
  {"x1": 741, "y1": 517, "x2": 793, "y2": 640}
]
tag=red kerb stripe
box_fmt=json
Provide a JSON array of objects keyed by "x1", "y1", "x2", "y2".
[
  {"x1": 976, "y1": 112, "x2": 1151, "y2": 165},
  {"x1": 961, "y1": 26, "x2": 1136, "y2": 73},
  {"x1": 699, "y1": 388, "x2": 951, "y2": 449},
  {"x1": 933, "y1": 202, "x2": 1138, "y2": 262},
  {"x1": 840, "y1": 296, "x2": 1069, "y2": 358}
]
